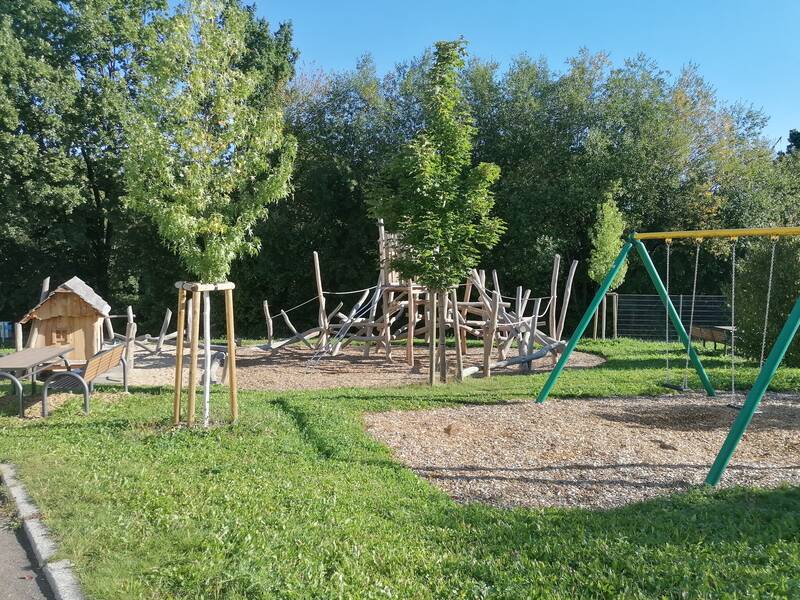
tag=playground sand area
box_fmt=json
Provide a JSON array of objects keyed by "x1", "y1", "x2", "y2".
[
  {"x1": 106, "y1": 344, "x2": 605, "y2": 391},
  {"x1": 364, "y1": 392, "x2": 800, "y2": 509}
]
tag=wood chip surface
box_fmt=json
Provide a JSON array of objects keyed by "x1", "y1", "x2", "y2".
[
  {"x1": 364, "y1": 393, "x2": 800, "y2": 509},
  {"x1": 94, "y1": 345, "x2": 604, "y2": 391}
]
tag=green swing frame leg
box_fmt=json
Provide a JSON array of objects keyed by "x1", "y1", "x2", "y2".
[
  {"x1": 536, "y1": 237, "x2": 714, "y2": 404},
  {"x1": 536, "y1": 242, "x2": 633, "y2": 403},
  {"x1": 706, "y1": 295, "x2": 800, "y2": 485}
]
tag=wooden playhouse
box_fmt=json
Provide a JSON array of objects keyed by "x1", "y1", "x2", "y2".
[{"x1": 18, "y1": 277, "x2": 111, "y2": 363}]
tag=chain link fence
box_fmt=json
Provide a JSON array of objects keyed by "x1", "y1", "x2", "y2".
[{"x1": 610, "y1": 294, "x2": 730, "y2": 340}]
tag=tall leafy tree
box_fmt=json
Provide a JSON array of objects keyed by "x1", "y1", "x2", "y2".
[
  {"x1": 587, "y1": 184, "x2": 628, "y2": 289},
  {"x1": 122, "y1": 0, "x2": 296, "y2": 282},
  {"x1": 369, "y1": 39, "x2": 504, "y2": 291}
]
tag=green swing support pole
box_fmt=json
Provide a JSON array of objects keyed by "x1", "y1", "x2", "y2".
[
  {"x1": 536, "y1": 242, "x2": 633, "y2": 403},
  {"x1": 632, "y1": 238, "x2": 715, "y2": 397},
  {"x1": 706, "y1": 295, "x2": 800, "y2": 485}
]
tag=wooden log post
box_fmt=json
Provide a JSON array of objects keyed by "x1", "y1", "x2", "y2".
[
  {"x1": 224, "y1": 288, "x2": 238, "y2": 423},
  {"x1": 406, "y1": 285, "x2": 416, "y2": 366},
  {"x1": 460, "y1": 279, "x2": 472, "y2": 354},
  {"x1": 313, "y1": 251, "x2": 328, "y2": 348},
  {"x1": 39, "y1": 277, "x2": 50, "y2": 303},
  {"x1": 556, "y1": 259, "x2": 579, "y2": 341},
  {"x1": 173, "y1": 288, "x2": 187, "y2": 425},
  {"x1": 263, "y1": 300, "x2": 273, "y2": 347},
  {"x1": 428, "y1": 290, "x2": 437, "y2": 385},
  {"x1": 14, "y1": 322, "x2": 23, "y2": 352},
  {"x1": 124, "y1": 322, "x2": 137, "y2": 381},
  {"x1": 549, "y1": 254, "x2": 561, "y2": 339},
  {"x1": 601, "y1": 294, "x2": 607, "y2": 340},
  {"x1": 452, "y1": 288, "x2": 464, "y2": 381},
  {"x1": 438, "y1": 291, "x2": 448, "y2": 383},
  {"x1": 483, "y1": 291, "x2": 500, "y2": 378},
  {"x1": 155, "y1": 308, "x2": 172, "y2": 353},
  {"x1": 185, "y1": 296, "x2": 193, "y2": 345},
  {"x1": 382, "y1": 287, "x2": 394, "y2": 362},
  {"x1": 187, "y1": 291, "x2": 201, "y2": 426}
]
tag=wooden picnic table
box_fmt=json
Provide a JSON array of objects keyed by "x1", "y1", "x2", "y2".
[{"x1": 0, "y1": 345, "x2": 73, "y2": 417}]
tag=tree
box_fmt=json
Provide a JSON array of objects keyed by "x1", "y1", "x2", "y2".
[
  {"x1": 122, "y1": 0, "x2": 296, "y2": 283},
  {"x1": 369, "y1": 40, "x2": 504, "y2": 290},
  {"x1": 588, "y1": 184, "x2": 628, "y2": 289},
  {"x1": 369, "y1": 39, "x2": 504, "y2": 382}
]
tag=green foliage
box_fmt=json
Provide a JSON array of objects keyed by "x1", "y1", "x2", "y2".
[
  {"x1": 588, "y1": 184, "x2": 628, "y2": 288},
  {"x1": 2, "y1": 339, "x2": 800, "y2": 597},
  {"x1": 122, "y1": 0, "x2": 296, "y2": 282},
  {"x1": 736, "y1": 238, "x2": 800, "y2": 367},
  {"x1": 369, "y1": 40, "x2": 504, "y2": 291}
]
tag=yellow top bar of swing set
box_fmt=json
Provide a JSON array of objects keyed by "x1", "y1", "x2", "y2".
[{"x1": 632, "y1": 226, "x2": 800, "y2": 241}]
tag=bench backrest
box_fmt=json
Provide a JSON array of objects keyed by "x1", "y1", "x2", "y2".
[
  {"x1": 83, "y1": 344, "x2": 126, "y2": 383},
  {"x1": 691, "y1": 325, "x2": 728, "y2": 344}
]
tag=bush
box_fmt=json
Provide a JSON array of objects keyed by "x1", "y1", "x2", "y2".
[{"x1": 736, "y1": 238, "x2": 800, "y2": 367}]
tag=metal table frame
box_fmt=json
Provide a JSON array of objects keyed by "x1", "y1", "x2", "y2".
[{"x1": 0, "y1": 346, "x2": 73, "y2": 417}]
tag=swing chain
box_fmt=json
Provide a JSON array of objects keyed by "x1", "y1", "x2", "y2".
[
  {"x1": 759, "y1": 237, "x2": 778, "y2": 367},
  {"x1": 664, "y1": 239, "x2": 672, "y2": 383},
  {"x1": 683, "y1": 238, "x2": 702, "y2": 389},
  {"x1": 730, "y1": 237, "x2": 738, "y2": 400}
]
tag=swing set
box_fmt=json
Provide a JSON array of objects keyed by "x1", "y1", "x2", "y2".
[{"x1": 536, "y1": 226, "x2": 800, "y2": 486}]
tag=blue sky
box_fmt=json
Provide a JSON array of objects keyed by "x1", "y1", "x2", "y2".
[{"x1": 254, "y1": 0, "x2": 797, "y2": 147}]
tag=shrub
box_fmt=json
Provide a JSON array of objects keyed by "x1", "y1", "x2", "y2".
[{"x1": 735, "y1": 237, "x2": 800, "y2": 367}]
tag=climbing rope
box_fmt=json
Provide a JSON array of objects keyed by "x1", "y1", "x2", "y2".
[
  {"x1": 683, "y1": 239, "x2": 702, "y2": 390},
  {"x1": 759, "y1": 237, "x2": 778, "y2": 367}
]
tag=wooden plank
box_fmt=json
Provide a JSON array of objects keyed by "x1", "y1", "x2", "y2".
[
  {"x1": 0, "y1": 345, "x2": 74, "y2": 369},
  {"x1": 224, "y1": 288, "x2": 238, "y2": 423},
  {"x1": 406, "y1": 284, "x2": 416, "y2": 366}
]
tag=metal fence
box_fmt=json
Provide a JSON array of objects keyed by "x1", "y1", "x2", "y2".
[{"x1": 614, "y1": 294, "x2": 730, "y2": 340}]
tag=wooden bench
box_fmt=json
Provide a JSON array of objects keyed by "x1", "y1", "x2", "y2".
[
  {"x1": 691, "y1": 325, "x2": 729, "y2": 350},
  {"x1": 42, "y1": 344, "x2": 128, "y2": 417}
]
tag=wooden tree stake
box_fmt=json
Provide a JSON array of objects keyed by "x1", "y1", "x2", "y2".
[
  {"x1": 173, "y1": 288, "x2": 187, "y2": 425},
  {"x1": 225, "y1": 288, "x2": 238, "y2": 422},
  {"x1": 187, "y1": 290, "x2": 201, "y2": 426}
]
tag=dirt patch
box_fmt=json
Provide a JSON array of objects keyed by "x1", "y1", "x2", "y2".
[
  {"x1": 364, "y1": 392, "x2": 800, "y2": 510},
  {"x1": 98, "y1": 344, "x2": 604, "y2": 391}
]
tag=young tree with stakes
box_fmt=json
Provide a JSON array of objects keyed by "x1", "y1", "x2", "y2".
[
  {"x1": 122, "y1": 0, "x2": 296, "y2": 424},
  {"x1": 369, "y1": 39, "x2": 504, "y2": 383}
]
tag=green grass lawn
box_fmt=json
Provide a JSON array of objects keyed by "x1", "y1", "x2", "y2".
[{"x1": 1, "y1": 339, "x2": 799, "y2": 598}]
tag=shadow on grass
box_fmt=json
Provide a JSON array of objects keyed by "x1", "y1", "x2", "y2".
[{"x1": 423, "y1": 484, "x2": 800, "y2": 597}]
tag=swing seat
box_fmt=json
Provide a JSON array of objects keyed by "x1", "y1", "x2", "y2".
[{"x1": 662, "y1": 382, "x2": 690, "y2": 392}]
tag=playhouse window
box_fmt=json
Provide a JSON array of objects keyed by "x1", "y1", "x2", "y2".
[{"x1": 53, "y1": 329, "x2": 68, "y2": 344}]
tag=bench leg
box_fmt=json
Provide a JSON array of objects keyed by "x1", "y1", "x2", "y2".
[{"x1": 0, "y1": 373, "x2": 24, "y2": 418}]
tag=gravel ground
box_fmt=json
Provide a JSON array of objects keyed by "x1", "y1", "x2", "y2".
[
  {"x1": 98, "y1": 343, "x2": 604, "y2": 391},
  {"x1": 364, "y1": 392, "x2": 800, "y2": 509}
]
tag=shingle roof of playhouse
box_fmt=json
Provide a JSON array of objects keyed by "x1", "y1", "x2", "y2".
[{"x1": 19, "y1": 276, "x2": 111, "y2": 323}]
